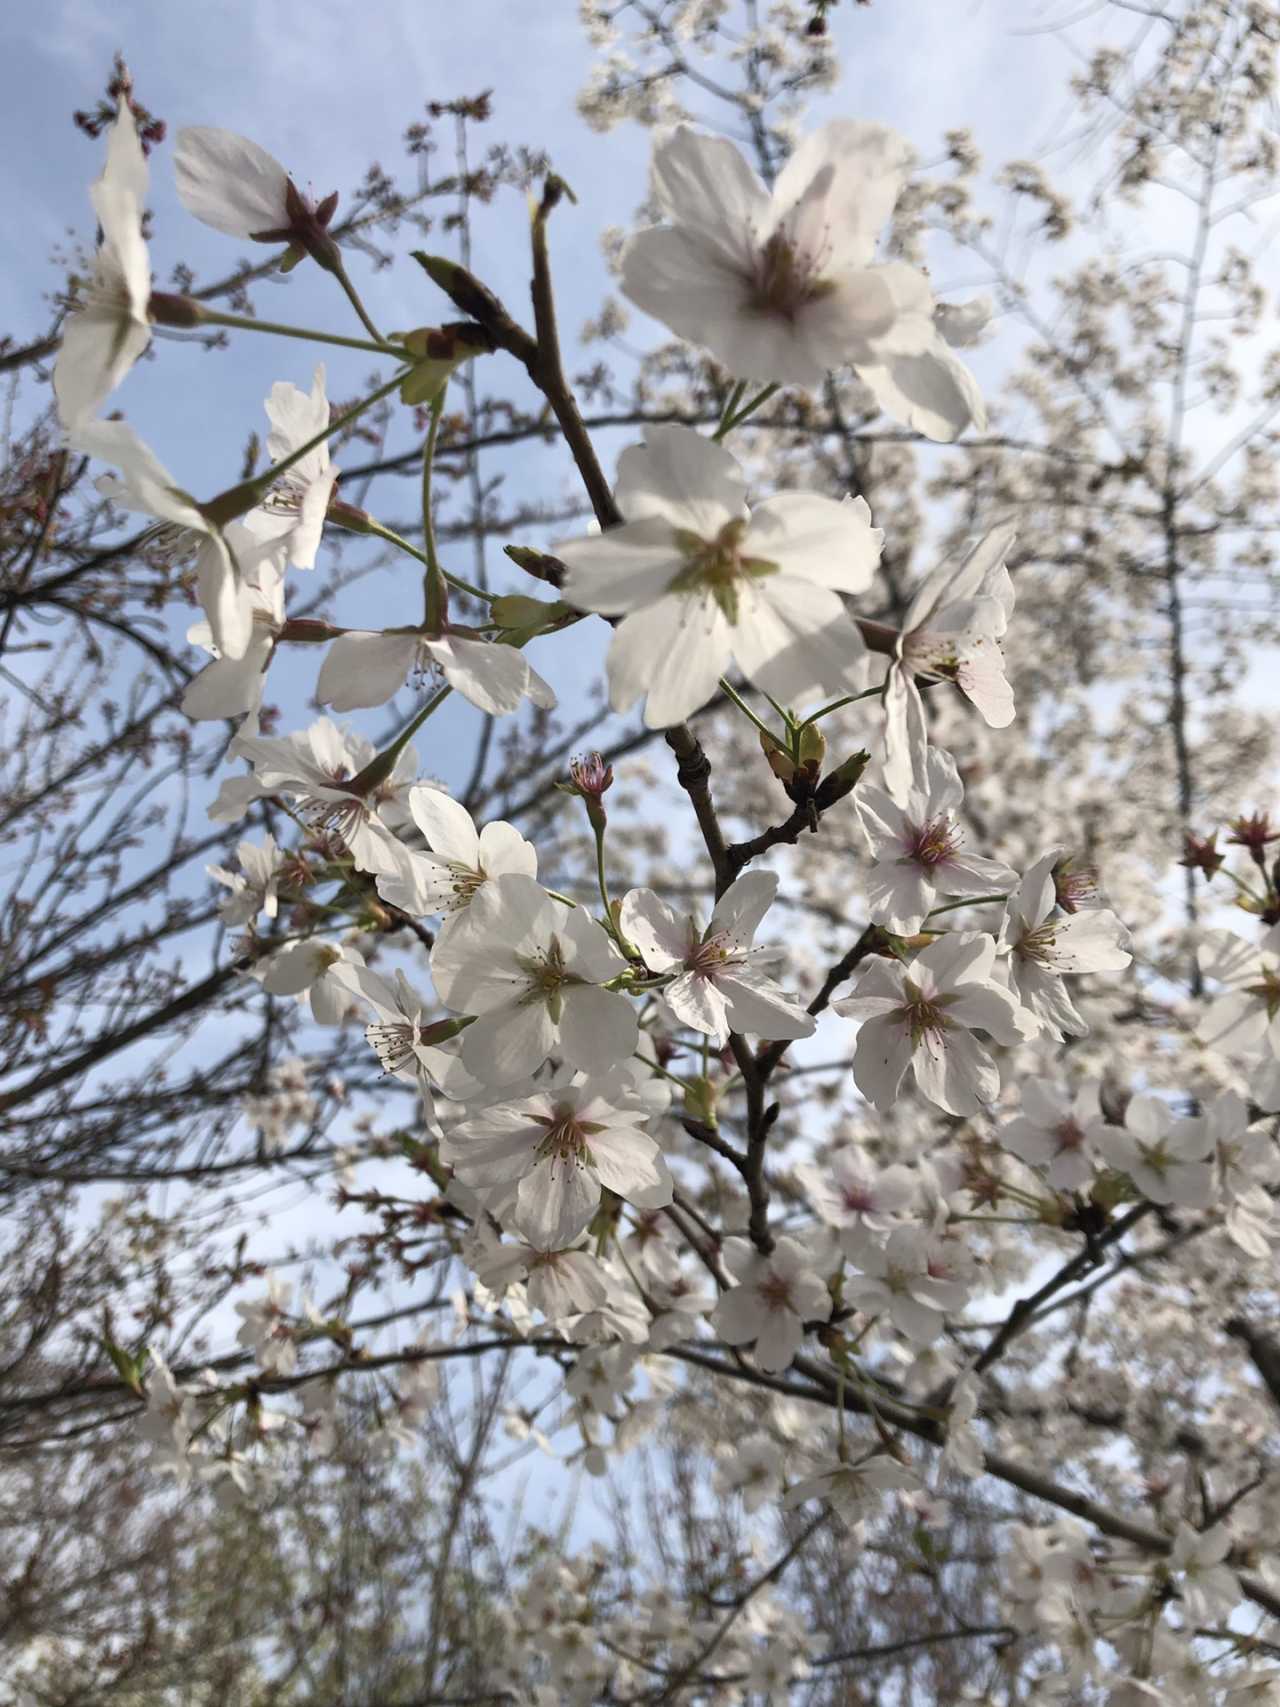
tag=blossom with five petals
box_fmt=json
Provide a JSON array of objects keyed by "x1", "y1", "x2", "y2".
[
  {"x1": 834, "y1": 932, "x2": 1034, "y2": 1116},
  {"x1": 619, "y1": 870, "x2": 814, "y2": 1046},
  {"x1": 621, "y1": 122, "x2": 981, "y2": 439},
  {"x1": 999, "y1": 850, "x2": 1131, "y2": 1040},
  {"x1": 711, "y1": 1236, "x2": 832, "y2": 1372},
  {"x1": 375, "y1": 786, "x2": 536, "y2": 925},
  {"x1": 555, "y1": 424, "x2": 880, "y2": 729}
]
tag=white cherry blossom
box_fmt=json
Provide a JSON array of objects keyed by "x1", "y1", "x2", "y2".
[
  {"x1": 442, "y1": 1073, "x2": 672, "y2": 1251},
  {"x1": 317, "y1": 626, "x2": 555, "y2": 718},
  {"x1": 182, "y1": 533, "x2": 286, "y2": 722},
  {"x1": 782, "y1": 1452, "x2": 919, "y2": 1522},
  {"x1": 711, "y1": 1236, "x2": 832, "y2": 1372},
  {"x1": 845, "y1": 1225, "x2": 972, "y2": 1344},
  {"x1": 1000, "y1": 850, "x2": 1132, "y2": 1040},
  {"x1": 72, "y1": 418, "x2": 253, "y2": 660},
  {"x1": 834, "y1": 932, "x2": 1034, "y2": 1116},
  {"x1": 621, "y1": 122, "x2": 981, "y2": 439},
  {"x1": 796, "y1": 1151, "x2": 917, "y2": 1260},
  {"x1": 54, "y1": 100, "x2": 151, "y2": 430},
  {"x1": 208, "y1": 833, "x2": 286, "y2": 926},
  {"x1": 1195, "y1": 922, "x2": 1280, "y2": 1061},
  {"x1": 619, "y1": 869, "x2": 814, "y2": 1046},
  {"x1": 882, "y1": 523, "x2": 1017, "y2": 799},
  {"x1": 999, "y1": 1078, "x2": 1109, "y2": 1192},
  {"x1": 1099, "y1": 1094, "x2": 1216, "y2": 1209},
  {"x1": 228, "y1": 717, "x2": 417, "y2": 878},
  {"x1": 555, "y1": 425, "x2": 881, "y2": 729},
  {"x1": 857, "y1": 747, "x2": 1016, "y2": 934},
  {"x1": 242, "y1": 366, "x2": 338, "y2": 570},
  {"x1": 375, "y1": 786, "x2": 536, "y2": 924},
  {"x1": 254, "y1": 939, "x2": 367, "y2": 1026},
  {"x1": 430, "y1": 873, "x2": 638, "y2": 1084}
]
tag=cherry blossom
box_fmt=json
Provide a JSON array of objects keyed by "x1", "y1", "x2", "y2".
[
  {"x1": 1099, "y1": 1094, "x2": 1216, "y2": 1209},
  {"x1": 242, "y1": 367, "x2": 338, "y2": 571},
  {"x1": 795, "y1": 1150, "x2": 917, "y2": 1260},
  {"x1": 374, "y1": 786, "x2": 537, "y2": 925},
  {"x1": 1195, "y1": 922, "x2": 1280, "y2": 1061},
  {"x1": 174, "y1": 124, "x2": 339, "y2": 270},
  {"x1": 181, "y1": 534, "x2": 285, "y2": 722},
  {"x1": 711, "y1": 1236, "x2": 832, "y2": 1372},
  {"x1": 782, "y1": 1452, "x2": 919, "y2": 1523},
  {"x1": 857, "y1": 747, "x2": 1016, "y2": 934},
  {"x1": 554, "y1": 424, "x2": 881, "y2": 728},
  {"x1": 72, "y1": 418, "x2": 253, "y2": 660},
  {"x1": 207, "y1": 833, "x2": 285, "y2": 927},
  {"x1": 620, "y1": 122, "x2": 980, "y2": 439},
  {"x1": 317, "y1": 626, "x2": 555, "y2": 718},
  {"x1": 1000, "y1": 850, "x2": 1132, "y2": 1039},
  {"x1": 54, "y1": 100, "x2": 151, "y2": 430},
  {"x1": 881, "y1": 522, "x2": 1018, "y2": 799},
  {"x1": 233, "y1": 1275, "x2": 297, "y2": 1376},
  {"x1": 834, "y1": 932, "x2": 1034, "y2": 1116},
  {"x1": 1169, "y1": 1522, "x2": 1241, "y2": 1623},
  {"x1": 430, "y1": 873, "x2": 638, "y2": 1084},
  {"x1": 854, "y1": 296, "x2": 990, "y2": 445},
  {"x1": 999, "y1": 1078, "x2": 1109, "y2": 1193},
  {"x1": 619, "y1": 870, "x2": 814, "y2": 1045},
  {"x1": 844, "y1": 1225, "x2": 972, "y2": 1344},
  {"x1": 441, "y1": 1074, "x2": 671, "y2": 1249},
  {"x1": 253, "y1": 939, "x2": 367, "y2": 1026},
  {"x1": 228, "y1": 717, "x2": 417, "y2": 877}
]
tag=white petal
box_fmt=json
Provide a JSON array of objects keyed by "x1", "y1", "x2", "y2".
[
  {"x1": 745, "y1": 491, "x2": 882, "y2": 595},
  {"x1": 175, "y1": 126, "x2": 290, "y2": 238},
  {"x1": 614, "y1": 425, "x2": 746, "y2": 536},
  {"x1": 316, "y1": 631, "x2": 416, "y2": 712},
  {"x1": 558, "y1": 987, "x2": 638, "y2": 1075},
  {"x1": 607, "y1": 597, "x2": 730, "y2": 727}
]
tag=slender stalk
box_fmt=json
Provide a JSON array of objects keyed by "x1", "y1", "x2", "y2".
[
  {"x1": 361, "y1": 519, "x2": 491, "y2": 603},
  {"x1": 421, "y1": 390, "x2": 448, "y2": 629},
  {"x1": 799, "y1": 686, "x2": 883, "y2": 726},
  {"x1": 194, "y1": 306, "x2": 402, "y2": 357},
  {"x1": 331, "y1": 255, "x2": 386, "y2": 345},
  {"x1": 717, "y1": 676, "x2": 777, "y2": 743},
  {"x1": 712, "y1": 379, "x2": 748, "y2": 441}
]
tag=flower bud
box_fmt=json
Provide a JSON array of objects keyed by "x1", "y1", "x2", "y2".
[
  {"x1": 1179, "y1": 831, "x2": 1224, "y2": 878},
  {"x1": 148, "y1": 291, "x2": 205, "y2": 329},
  {"x1": 491, "y1": 593, "x2": 571, "y2": 630},
  {"x1": 503, "y1": 544, "x2": 567, "y2": 588},
  {"x1": 683, "y1": 1075, "x2": 720, "y2": 1130}
]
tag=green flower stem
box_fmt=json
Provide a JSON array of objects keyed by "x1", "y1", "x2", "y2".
[
  {"x1": 717, "y1": 676, "x2": 777, "y2": 743},
  {"x1": 717, "y1": 381, "x2": 779, "y2": 438},
  {"x1": 331, "y1": 254, "x2": 387, "y2": 345},
  {"x1": 924, "y1": 893, "x2": 1011, "y2": 919},
  {"x1": 799, "y1": 686, "x2": 883, "y2": 727},
  {"x1": 542, "y1": 887, "x2": 580, "y2": 909},
  {"x1": 362, "y1": 518, "x2": 492, "y2": 604},
  {"x1": 712, "y1": 380, "x2": 748, "y2": 442},
  {"x1": 421, "y1": 390, "x2": 448, "y2": 629},
  {"x1": 194, "y1": 306, "x2": 404, "y2": 358}
]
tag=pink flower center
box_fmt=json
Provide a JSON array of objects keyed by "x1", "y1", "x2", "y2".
[{"x1": 905, "y1": 814, "x2": 962, "y2": 869}]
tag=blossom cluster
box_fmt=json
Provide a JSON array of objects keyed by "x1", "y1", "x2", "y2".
[{"x1": 56, "y1": 86, "x2": 1280, "y2": 1705}]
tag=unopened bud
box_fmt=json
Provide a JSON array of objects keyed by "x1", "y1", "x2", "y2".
[
  {"x1": 559, "y1": 751, "x2": 613, "y2": 832},
  {"x1": 491, "y1": 593, "x2": 569, "y2": 630},
  {"x1": 682, "y1": 1076, "x2": 720, "y2": 1130},
  {"x1": 760, "y1": 729, "x2": 796, "y2": 784},
  {"x1": 503, "y1": 544, "x2": 567, "y2": 588}
]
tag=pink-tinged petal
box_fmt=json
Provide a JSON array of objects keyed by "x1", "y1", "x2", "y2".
[
  {"x1": 717, "y1": 967, "x2": 815, "y2": 1041},
  {"x1": 808, "y1": 262, "x2": 937, "y2": 364},
  {"x1": 881, "y1": 664, "x2": 929, "y2": 804},
  {"x1": 620, "y1": 888, "x2": 692, "y2": 973},
  {"x1": 316, "y1": 631, "x2": 417, "y2": 711},
  {"x1": 558, "y1": 987, "x2": 638, "y2": 1076},
  {"x1": 732, "y1": 577, "x2": 863, "y2": 710},
  {"x1": 607, "y1": 596, "x2": 731, "y2": 727},
  {"x1": 665, "y1": 968, "x2": 732, "y2": 1041},
  {"x1": 649, "y1": 125, "x2": 768, "y2": 267},
  {"x1": 614, "y1": 424, "x2": 747, "y2": 535},
  {"x1": 854, "y1": 338, "x2": 987, "y2": 443},
  {"x1": 913, "y1": 1026, "x2": 999, "y2": 1115},
  {"x1": 462, "y1": 1003, "x2": 556, "y2": 1085},
  {"x1": 770, "y1": 119, "x2": 913, "y2": 273},
  {"x1": 865, "y1": 860, "x2": 935, "y2": 935},
  {"x1": 408, "y1": 786, "x2": 479, "y2": 866},
  {"x1": 889, "y1": 1293, "x2": 944, "y2": 1344},
  {"x1": 174, "y1": 126, "x2": 290, "y2": 238},
  {"x1": 589, "y1": 1128, "x2": 671, "y2": 1206},
  {"x1": 1021, "y1": 1078, "x2": 1070, "y2": 1126},
  {"x1": 182, "y1": 633, "x2": 272, "y2": 721},
  {"x1": 556, "y1": 514, "x2": 683, "y2": 614},
  {"x1": 752, "y1": 1311, "x2": 803, "y2": 1372},
  {"x1": 476, "y1": 819, "x2": 537, "y2": 879},
  {"x1": 851, "y1": 1013, "x2": 915, "y2": 1110},
  {"x1": 516, "y1": 1154, "x2": 601, "y2": 1249},
  {"x1": 957, "y1": 641, "x2": 1015, "y2": 727},
  {"x1": 707, "y1": 870, "x2": 776, "y2": 950},
  {"x1": 744, "y1": 491, "x2": 882, "y2": 595}
]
